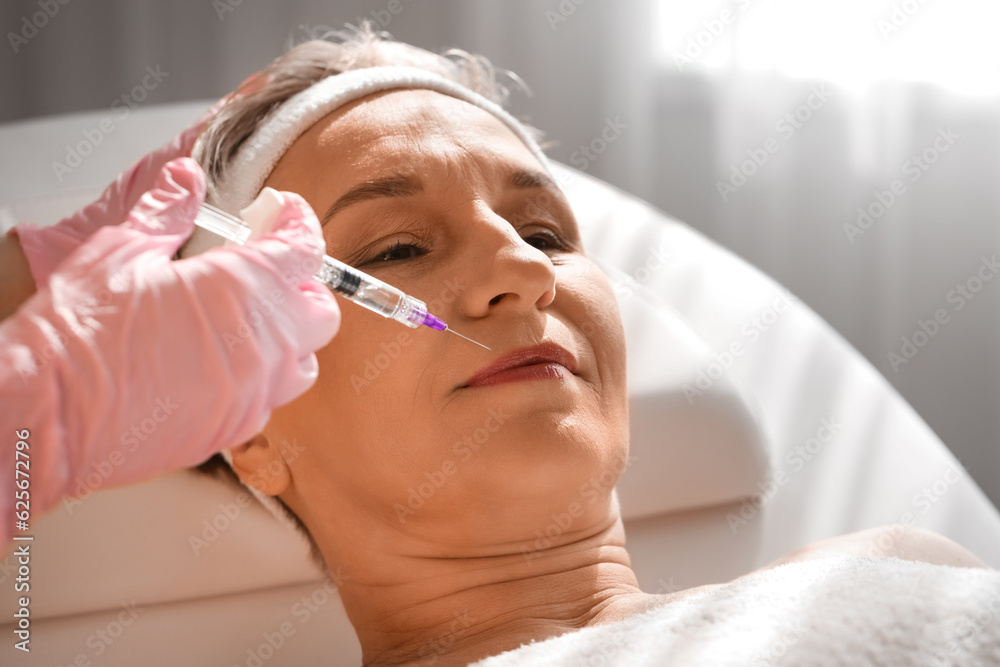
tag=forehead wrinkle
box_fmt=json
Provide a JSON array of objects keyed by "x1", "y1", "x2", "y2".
[
  {"x1": 362, "y1": 90, "x2": 539, "y2": 175},
  {"x1": 290, "y1": 89, "x2": 552, "y2": 227},
  {"x1": 386, "y1": 131, "x2": 503, "y2": 206}
]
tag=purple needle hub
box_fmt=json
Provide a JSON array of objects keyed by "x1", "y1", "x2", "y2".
[{"x1": 419, "y1": 311, "x2": 448, "y2": 331}]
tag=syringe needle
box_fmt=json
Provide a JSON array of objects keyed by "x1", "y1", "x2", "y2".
[{"x1": 446, "y1": 327, "x2": 491, "y2": 350}]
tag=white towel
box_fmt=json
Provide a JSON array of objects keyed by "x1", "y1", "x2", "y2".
[{"x1": 471, "y1": 557, "x2": 1000, "y2": 666}]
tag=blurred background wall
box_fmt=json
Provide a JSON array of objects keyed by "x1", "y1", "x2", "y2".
[{"x1": 3, "y1": 0, "x2": 999, "y2": 509}]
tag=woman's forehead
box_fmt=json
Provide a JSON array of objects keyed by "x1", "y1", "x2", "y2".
[
  {"x1": 307, "y1": 90, "x2": 540, "y2": 173},
  {"x1": 268, "y1": 89, "x2": 557, "y2": 208}
]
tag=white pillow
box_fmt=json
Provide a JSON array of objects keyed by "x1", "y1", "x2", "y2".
[{"x1": 550, "y1": 163, "x2": 769, "y2": 519}]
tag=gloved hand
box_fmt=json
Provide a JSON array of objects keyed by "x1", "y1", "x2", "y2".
[
  {"x1": 10, "y1": 72, "x2": 267, "y2": 290},
  {"x1": 0, "y1": 157, "x2": 339, "y2": 541}
]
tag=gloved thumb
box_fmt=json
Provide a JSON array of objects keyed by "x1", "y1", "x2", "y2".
[
  {"x1": 242, "y1": 189, "x2": 327, "y2": 285},
  {"x1": 122, "y1": 157, "x2": 206, "y2": 251}
]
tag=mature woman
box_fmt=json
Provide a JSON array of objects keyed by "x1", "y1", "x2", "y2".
[{"x1": 187, "y1": 23, "x2": 997, "y2": 667}]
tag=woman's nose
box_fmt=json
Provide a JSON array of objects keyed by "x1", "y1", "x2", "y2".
[{"x1": 457, "y1": 216, "x2": 556, "y2": 320}]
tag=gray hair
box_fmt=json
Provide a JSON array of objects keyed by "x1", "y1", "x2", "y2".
[{"x1": 195, "y1": 20, "x2": 544, "y2": 186}]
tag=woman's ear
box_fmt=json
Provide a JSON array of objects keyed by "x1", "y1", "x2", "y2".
[{"x1": 228, "y1": 432, "x2": 292, "y2": 496}]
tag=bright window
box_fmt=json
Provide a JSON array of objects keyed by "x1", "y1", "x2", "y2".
[{"x1": 654, "y1": 0, "x2": 1000, "y2": 95}]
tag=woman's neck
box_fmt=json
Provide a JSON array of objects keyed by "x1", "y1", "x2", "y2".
[{"x1": 338, "y1": 515, "x2": 653, "y2": 667}]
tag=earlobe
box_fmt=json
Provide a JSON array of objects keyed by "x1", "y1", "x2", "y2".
[{"x1": 228, "y1": 433, "x2": 292, "y2": 496}]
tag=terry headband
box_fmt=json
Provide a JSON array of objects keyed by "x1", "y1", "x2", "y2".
[
  {"x1": 195, "y1": 64, "x2": 553, "y2": 530},
  {"x1": 196, "y1": 64, "x2": 554, "y2": 214}
]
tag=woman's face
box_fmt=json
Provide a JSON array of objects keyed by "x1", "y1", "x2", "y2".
[{"x1": 252, "y1": 88, "x2": 628, "y2": 562}]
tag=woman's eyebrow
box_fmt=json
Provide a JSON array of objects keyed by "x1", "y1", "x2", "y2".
[
  {"x1": 320, "y1": 168, "x2": 560, "y2": 225},
  {"x1": 509, "y1": 168, "x2": 559, "y2": 192},
  {"x1": 322, "y1": 174, "x2": 423, "y2": 225}
]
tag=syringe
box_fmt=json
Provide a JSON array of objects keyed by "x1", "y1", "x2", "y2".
[{"x1": 192, "y1": 201, "x2": 490, "y2": 350}]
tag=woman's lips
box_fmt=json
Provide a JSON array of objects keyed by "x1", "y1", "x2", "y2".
[{"x1": 463, "y1": 343, "x2": 577, "y2": 388}]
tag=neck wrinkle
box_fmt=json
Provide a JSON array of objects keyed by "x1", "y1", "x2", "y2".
[{"x1": 347, "y1": 517, "x2": 648, "y2": 667}]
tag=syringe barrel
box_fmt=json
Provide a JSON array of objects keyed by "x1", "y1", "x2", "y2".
[
  {"x1": 315, "y1": 256, "x2": 426, "y2": 328},
  {"x1": 191, "y1": 204, "x2": 436, "y2": 330}
]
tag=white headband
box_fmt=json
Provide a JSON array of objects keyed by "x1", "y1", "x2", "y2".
[
  {"x1": 196, "y1": 65, "x2": 553, "y2": 214},
  {"x1": 198, "y1": 65, "x2": 552, "y2": 529}
]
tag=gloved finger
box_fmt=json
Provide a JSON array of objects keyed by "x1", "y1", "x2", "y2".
[
  {"x1": 45, "y1": 159, "x2": 204, "y2": 296},
  {"x1": 246, "y1": 191, "x2": 340, "y2": 350},
  {"x1": 121, "y1": 158, "x2": 206, "y2": 254},
  {"x1": 297, "y1": 278, "x2": 342, "y2": 342},
  {"x1": 231, "y1": 186, "x2": 340, "y2": 343},
  {"x1": 244, "y1": 190, "x2": 327, "y2": 282}
]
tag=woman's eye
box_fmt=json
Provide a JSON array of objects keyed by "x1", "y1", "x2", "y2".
[
  {"x1": 523, "y1": 230, "x2": 567, "y2": 252},
  {"x1": 371, "y1": 242, "x2": 424, "y2": 263}
]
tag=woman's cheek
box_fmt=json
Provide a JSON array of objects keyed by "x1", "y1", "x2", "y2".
[
  {"x1": 578, "y1": 260, "x2": 625, "y2": 347},
  {"x1": 557, "y1": 258, "x2": 627, "y2": 389}
]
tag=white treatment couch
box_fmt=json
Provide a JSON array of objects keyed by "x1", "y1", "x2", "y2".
[{"x1": 1, "y1": 101, "x2": 999, "y2": 666}]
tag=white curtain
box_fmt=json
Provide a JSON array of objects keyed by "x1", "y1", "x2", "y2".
[{"x1": 658, "y1": 1, "x2": 1000, "y2": 505}]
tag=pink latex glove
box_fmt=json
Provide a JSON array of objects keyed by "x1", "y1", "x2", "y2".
[
  {"x1": 11, "y1": 72, "x2": 268, "y2": 289},
  {"x1": 0, "y1": 158, "x2": 339, "y2": 545}
]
